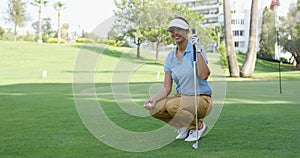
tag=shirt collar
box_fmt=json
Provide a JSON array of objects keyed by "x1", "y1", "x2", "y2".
[
  {"x1": 175, "y1": 41, "x2": 193, "y2": 54},
  {"x1": 186, "y1": 41, "x2": 193, "y2": 53}
]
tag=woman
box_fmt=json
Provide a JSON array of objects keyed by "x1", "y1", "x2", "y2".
[{"x1": 144, "y1": 17, "x2": 212, "y2": 142}]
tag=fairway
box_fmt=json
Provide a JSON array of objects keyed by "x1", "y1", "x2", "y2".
[{"x1": 0, "y1": 41, "x2": 299, "y2": 157}]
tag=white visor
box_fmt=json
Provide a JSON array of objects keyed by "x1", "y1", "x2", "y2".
[{"x1": 168, "y1": 18, "x2": 189, "y2": 30}]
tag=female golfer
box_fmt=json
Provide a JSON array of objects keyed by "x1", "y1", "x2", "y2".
[{"x1": 144, "y1": 17, "x2": 212, "y2": 142}]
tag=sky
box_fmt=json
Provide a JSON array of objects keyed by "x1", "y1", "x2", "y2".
[
  {"x1": 0, "y1": 0, "x2": 297, "y2": 34},
  {"x1": 0, "y1": 0, "x2": 116, "y2": 33}
]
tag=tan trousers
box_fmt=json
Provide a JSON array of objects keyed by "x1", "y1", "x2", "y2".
[{"x1": 149, "y1": 94, "x2": 212, "y2": 130}]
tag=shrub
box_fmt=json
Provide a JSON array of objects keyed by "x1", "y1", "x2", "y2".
[
  {"x1": 116, "y1": 40, "x2": 131, "y2": 47},
  {"x1": 0, "y1": 26, "x2": 5, "y2": 39},
  {"x1": 47, "y1": 38, "x2": 66, "y2": 44},
  {"x1": 75, "y1": 38, "x2": 94, "y2": 43},
  {"x1": 98, "y1": 39, "x2": 116, "y2": 47},
  {"x1": 218, "y1": 41, "x2": 228, "y2": 68}
]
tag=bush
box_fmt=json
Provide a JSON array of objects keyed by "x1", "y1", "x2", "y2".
[
  {"x1": 47, "y1": 38, "x2": 66, "y2": 44},
  {"x1": 218, "y1": 41, "x2": 228, "y2": 68},
  {"x1": 98, "y1": 39, "x2": 116, "y2": 47},
  {"x1": 0, "y1": 26, "x2": 5, "y2": 40},
  {"x1": 75, "y1": 38, "x2": 94, "y2": 43},
  {"x1": 116, "y1": 40, "x2": 131, "y2": 47},
  {"x1": 34, "y1": 34, "x2": 50, "y2": 43}
]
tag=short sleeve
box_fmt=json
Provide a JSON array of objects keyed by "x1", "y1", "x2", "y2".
[
  {"x1": 199, "y1": 45, "x2": 208, "y2": 64},
  {"x1": 164, "y1": 52, "x2": 173, "y2": 72}
]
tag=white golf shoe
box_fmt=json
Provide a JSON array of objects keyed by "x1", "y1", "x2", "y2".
[
  {"x1": 185, "y1": 123, "x2": 208, "y2": 142},
  {"x1": 175, "y1": 127, "x2": 188, "y2": 139}
]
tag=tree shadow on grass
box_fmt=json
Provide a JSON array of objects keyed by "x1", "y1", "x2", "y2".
[
  {"x1": 75, "y1": 44, "x2": 138, "y2": 60},
  {"x1": 0, "y1": 82, "x2": 163, "y2": 131},
  {"x1": 72, "y1": 44, "x2": 164, "y2": 70}
]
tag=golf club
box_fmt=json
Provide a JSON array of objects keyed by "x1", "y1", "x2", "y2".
[{"x1": 191, "y1": 28, "x2": 199, "y2": 149}]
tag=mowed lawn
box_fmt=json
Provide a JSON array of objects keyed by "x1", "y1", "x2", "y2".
[{"x1": 0, "y1": 41, "x2": 299, "y2": 158}]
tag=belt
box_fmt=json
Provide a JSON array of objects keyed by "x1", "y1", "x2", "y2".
[
  {"x1": 175, "y1": 93, "x2": 211, "y2": 97},
  {"x1": 199, "y1": 94, "x2": 211, "y2": 97}
]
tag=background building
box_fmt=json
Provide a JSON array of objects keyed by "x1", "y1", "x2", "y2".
[{"x1": 169, "y1": 0, "x2": 266, "y2": 53}]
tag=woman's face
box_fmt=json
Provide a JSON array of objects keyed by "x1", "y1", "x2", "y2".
[{"x1": 168, "y1": 27, "x2": 188, "y2": 44}]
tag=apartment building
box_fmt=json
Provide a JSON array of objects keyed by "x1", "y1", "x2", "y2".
[{"x1": 169, "y1": 0, "x2": 263, "y2": 53}]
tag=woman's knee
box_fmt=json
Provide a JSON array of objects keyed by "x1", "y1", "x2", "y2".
[{"x1": 166, "y1": 104, "x2": 178, "y2": 116}]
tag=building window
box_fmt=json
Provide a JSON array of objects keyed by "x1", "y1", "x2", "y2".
[
  {"x1": 210, "y1": 9, "x2": 218, "y2": 14},
  {"x1": 231, "y1": 19, "x2": 245, "y2": 25},
  {"x1": 240, "y1": 30, "x2": 244, "y2": 36},
  {"x1": 241, "y1": 19, "x2": 244, "y2": 24},
  {"x1": 233, "y1": 30, "x2": 245, "y2": 36},
  {"x1": 233, "y1": 30, "x2": 237, "y2": 36},
  {"x1": 234, "y1": 41, "x2": 245, "y2": 48},
  {"x1": 234, "y1": 41, "x2": 239, "y2": 47},
  {"x1": 240, "y1": 41, "x2": 245, "y2": 47}
]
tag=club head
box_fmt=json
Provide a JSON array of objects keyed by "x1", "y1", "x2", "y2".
[{"x1": 192, "y1": 142, "x2": 198, "y2": 149}]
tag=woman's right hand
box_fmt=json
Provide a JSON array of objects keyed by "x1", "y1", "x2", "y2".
[{"x1": 144, "y1": 97, "x2": 156, "y2": 110}]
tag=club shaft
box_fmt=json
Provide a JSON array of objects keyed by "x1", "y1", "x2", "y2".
[{"x1": 193, "y1": 61, "x2": 198, "y2": 145}]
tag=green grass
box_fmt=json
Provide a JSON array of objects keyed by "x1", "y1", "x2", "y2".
[
  {"x1": 236, "y1": 53, "x2": 297, "y2": 80},
  {"x1": 0, "y1": 41, "x2": 299, "y2": 157}
]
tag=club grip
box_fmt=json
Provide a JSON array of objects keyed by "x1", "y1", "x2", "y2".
[{"x1": 192, "y1": 28, "x2": 196, "y2": 34}]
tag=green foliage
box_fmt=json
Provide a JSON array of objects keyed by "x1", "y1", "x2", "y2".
[
  {"x1": 280, "y1": 4, "x2": 300, "y2": 68},
  {"x1": 34, "y1": 34, "x2": 49, "y2": 43},
  {"x1": 116, "y1": 40, "x2": 130, "y2": 47},
  {"x1": 32, "y1": 18, "x2": 54, "y2": 37},
  {"x1": 2, "y1": 29, "x2": 14, "y2": 40},
  {"x1": 17, "y1": 31, "x2": 34, "y2": 42},
  {"x1": 47, "y1": 38, "x2": 66, "y2": 44},
  {"x1": 218, "y1": 41, "x2": 228, "y2": 68},
  {"x1": 207, "y1": 24, "x2": 224, "y2": 50},
  {"x1": 7, "y1": 0, "x2": 29, "y2": 40},
  {"x1": 98, "y1": 39, "x2": 116, "y2": 46},
  {"x1": 7, "y1": 0, "x2": 29, "y2": 27},
  {"x1": 259, "y1": 7, "x2": 276, "y2": 60},
  {"x1": 75, "y1": 38, "x2": 94, "y2": 43},
  {"x1": 81, "y1": 31, "x2": 98, "y2": 42},
  {"x1": 0, "y1": 26, "x2": 5, "y2": 39},
  {"x1": 53, "y1": 1, "x2": 66, "y2": 11},
  {"x1": 113, "y1": 0, "x2": 205, "y2": 60},
  {"x1": 60, "y1": 23, "x2": 69, "y2": 40}
]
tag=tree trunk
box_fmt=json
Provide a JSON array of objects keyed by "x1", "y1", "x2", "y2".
[
  {"x1": 223, "y1": 0, "x2": 239, "y2": 77},
  {"x1": 292, "y1": 52, "x2": 300, "y2": 69},
  {"x1": 155, "y1": 41, "x2": 160, "y2": 63},
  {"x1": 137, "y1": 40, "x2": 141, "y2": 58},
  {"x1": 13, "y1": 24, "x2": 17, "y2": 41},
  {"x1": 57, "y1": 10, "x2": 61, "y2": 44},
  {"x1": 240, "y1": 0, "x2": 258, "y2": 77},
  {"x1": 134, "y1": 38, "x2": 141, "y2": 58},
  {"x1": 38, "y1": 6, "x2": 42, "y2": 43}
]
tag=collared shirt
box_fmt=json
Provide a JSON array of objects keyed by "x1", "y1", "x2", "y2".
[{"x1": 164, "y1": 41, "x2": 212, "y2": 95}]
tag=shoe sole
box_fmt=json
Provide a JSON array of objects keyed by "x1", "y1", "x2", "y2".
[
  {"x1": 175, "y1": 132, "x2": 189, "y2": 140},
  {"x1": 201, "y1": 125, "x2": 208, "y2": 138}
]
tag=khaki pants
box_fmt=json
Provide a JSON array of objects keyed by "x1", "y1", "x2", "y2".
[{"x1": 149, "y1": 94, "x2": 212, "y2": 130}]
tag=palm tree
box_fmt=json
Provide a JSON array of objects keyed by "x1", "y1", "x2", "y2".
[
  {"x1": 223, "y1": 0, "x2": 239, "y2": 77},
  {"x1": 54, "y1": 1, "x2": 66, "y2": 45},
  {"x1": 31, "y1": 0, "x2": 48, "y2": 43},
  {"x1": 240, "y1": 0, "x2": 258, "y2": 77}
]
